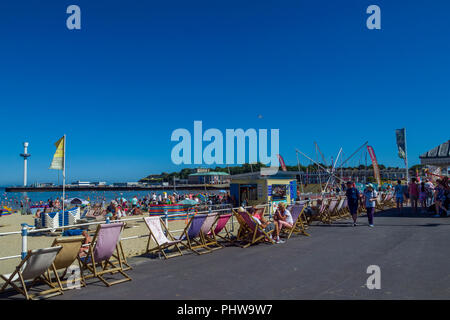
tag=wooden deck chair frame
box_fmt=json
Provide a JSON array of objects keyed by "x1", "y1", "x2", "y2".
[
  {"x1": 339, "y1": 199, "x2": 350, "y2": 218},
  {"x1": 144, "y1": 216, "x2": 183, "y2": 259},
  {"x1": 199, "y1": 213, "x2": 223, "y2": 250},
  {"x1": 47, "y1": 236, "x2": 86, "y2": 290},
  {"x1": 333, "y1": 198, "x2": 345, "y2": 219},
  {"x1": 178, "y1": 214, "x2": 212, "y2": 255},
  {"x1": 109, "y1": 224, "x2": 132, "y2": 271},
  {"x1": 206, "y1": 213, "x2": 234, "y2": 245},
  {"x1": 233, "y1": 210, "x2": 253, "y2": 242},
  {"x1": 80, "y1": 223, "x2": 132, "y2": 287},
  {"x1": 0, "y1": 247, "x2": 63, "y2": 300},
  {"x1": 317, "y1": 198, "x2": 332, "y2": 224},
  {"x1": 233, "y1": 209, "x2": 274, "y2": 248},
  {"x1": 283, "y1": 205, "x2": 310, "y2": 239},
  {"x1": 327, "y1": 198, "x2": 341, "y2": 221}
]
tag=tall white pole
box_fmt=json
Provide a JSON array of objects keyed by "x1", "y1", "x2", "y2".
[
  {"x1": 296, "y1": 151, "x2": 304, "y2": 194},
  {"x1": 404, "y1": 128, "x2": 409, "y2": 183},
  {"x1": 62, "y1": 134, "x2": 66, "y2": 213},
  {"x1": 23, "y1": 155, "x2": 27, "y2": 187},
  {"x1": 21, "y1": 142, "x2": 30, "y2": 187}
]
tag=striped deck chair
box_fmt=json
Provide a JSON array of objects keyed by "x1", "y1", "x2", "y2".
[
  {"x1": 176, "y1": 214, "x2": 212, "y2": 254},
  {"x1": 284, "y1": 204, "x2": 310, "y2": 239},
  {"x1": 0, "y1": 246, "x2": 63, "y2": 300},
  {"x1": 207, "y1": 213, "x2": 234, "y2": 244},
  {"x1": 234, "y1": 209, "x2": 274, "y2": 248},
  {"x1": 144, "y1": 216, "x2": 183, "y2": 259},
  {"x1": 316, "y1": 198, "x2": 331, "y2": 224},
  {"x1": 47, "y1": 236, "x2": 86, "y2": 290},
  {"x1": 80, "y1": 223, "x2": 131, "y2": 287},
  {"x1": 199, "y1": 212, "x2": 223, "y2": 250},
  {"x1": 327, "y1": 198, "x2": 340, "y2": 221},
  {"x1": 383, "y1": 193, "x2": 395, "y2": 208},
  {"x1": 334, "y1": 198, "x2": 346, "y2": 219},
  {"x1": 234, "y1": 210, "x2": 253, "y2": 241},
  {"x1": 253, "y1": 206, "x2": 266, "y2": 218},
  {"x1": 375, "y1": 193, "x2": 384, "y2": 211},
  {"x1": 340, "y1": 198, "x2": 350, "y2": 218}
]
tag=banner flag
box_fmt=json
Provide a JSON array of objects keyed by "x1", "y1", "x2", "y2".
[
  {"x1": 367, "y1": 145, "x2": 381, "y2": 187},
  {"x1": 277, "y1": 154, "x2": 287, "y2": 172},
  {"x1": 49, "y1": 136, "x2": 65, "y2": 170},
  {"x1": 395, "y1": 128, "x2": 406, "y2": 161}
]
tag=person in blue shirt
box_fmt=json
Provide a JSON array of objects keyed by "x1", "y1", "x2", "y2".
[
  {"x1": 394, "y1": 180, "x2": 405, "y2": 213},
  {"x1": 345, "y1": 181, "x2": 360, "y2": 226}
]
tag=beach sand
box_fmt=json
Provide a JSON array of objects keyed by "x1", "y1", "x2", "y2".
[{"x1": 0, "y1": 212, "x2": 235, "y2": 280}]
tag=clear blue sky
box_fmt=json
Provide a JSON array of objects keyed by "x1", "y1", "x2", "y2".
[{"x1": 0, "y1": 0, "x2": 449, "y2": 185}]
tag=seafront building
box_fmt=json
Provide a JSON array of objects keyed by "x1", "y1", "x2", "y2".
[{"x1": 188, "y1": 170, "x2": 231, "y2": 184}]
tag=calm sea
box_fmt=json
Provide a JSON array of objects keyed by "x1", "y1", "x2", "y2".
[{"x1": 0, "y1": 188, "x2": 217, "y2": 208}]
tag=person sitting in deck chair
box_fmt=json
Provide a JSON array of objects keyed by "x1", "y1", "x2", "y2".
[
  {"x1": 273, "y1": 202, "x2": 293, "y2": 244},
  {"x1": 241, "y1": 207, "x2": 275, "y2": 239}
]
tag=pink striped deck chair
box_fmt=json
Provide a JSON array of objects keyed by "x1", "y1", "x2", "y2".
[{"x1": 206, "y1": 213, "x2": 233, "y2": 244}]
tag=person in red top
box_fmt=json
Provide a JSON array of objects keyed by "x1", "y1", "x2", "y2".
[{"x1": 408, "y1": 178, "x2": 419, "y2": 213}]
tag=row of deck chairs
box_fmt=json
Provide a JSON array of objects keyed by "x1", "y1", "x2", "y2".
[
  {"x1": 144, "y1": 211, "x2": 234, "y2": 258},
  {"x1": 0, "y1": 203, "x2": 313, "y2": 300},
  {"x1": 0, "y1": 222, "x2": 131, "y2": 300},
  {"x1": 308, "y1": 192, "x2": 396, "y2": 224},
  {"x1": 145, "y1": 203, "x2": 311, "y2": 255},
  {"x1": 0, "y1": 212, "x2": 236, "y2": 299}
]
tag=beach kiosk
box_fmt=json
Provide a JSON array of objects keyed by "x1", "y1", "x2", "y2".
[{"x1": 229, "y1": 172, "x2": 297, "y2": 214}]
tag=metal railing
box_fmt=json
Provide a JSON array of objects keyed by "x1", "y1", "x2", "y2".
[{"x1": 0, "y1": 203, "x2": 275, "y2": 263}]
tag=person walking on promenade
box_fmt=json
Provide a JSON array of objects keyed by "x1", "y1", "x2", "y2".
[
  {"x1": 408, "y1": 178, "x2": 419, "y2": 213},
  {"x1": 434, "y1": 179, "x2": 448, "y2": 217},
  {"x1": 418, "y1": 182, "x2": 427, "y2": 213},
  {"x1": 345, "y1": 181, "x2": 360, "y2": 226},
  {"x1": 363, "y1": 183, "x2": 378, "y2": 227},
  {"x1": 394, "y1": 180, "x2": 405, "y2": 213},
  {"x1": 424, "y1": 179, "x2": 435, "y2": 207}
]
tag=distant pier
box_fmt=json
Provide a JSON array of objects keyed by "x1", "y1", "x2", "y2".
[{"x1": 5, "y1": 184, "x2": 230, "y2": 193}]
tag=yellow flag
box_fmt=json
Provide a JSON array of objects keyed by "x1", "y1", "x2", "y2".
[{"x1": 49, "y1": 136, "x2": 65, "y2": 170}]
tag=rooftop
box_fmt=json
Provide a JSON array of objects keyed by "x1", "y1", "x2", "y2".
[
  {"x1": 420, "y1": 140, "x2": 450, "y2": 165},
  {"x1": 189, "y1": 172, "x2": 230, "y2": 176}
]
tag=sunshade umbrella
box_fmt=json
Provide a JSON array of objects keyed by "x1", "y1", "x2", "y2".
[
  {"x1": 178, "y1": 199, "x2": 198, "y2": 205},
  {"x1": 64, "y1": 197, "x2": 89, "y2": 205},
  {"x1": 196, "y1": 194, "x2": 206, "y2": 201}
]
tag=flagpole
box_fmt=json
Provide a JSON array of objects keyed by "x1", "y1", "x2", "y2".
[
  {"x1": 296, "y1": 151, "x2": 304, "y2": 194},
  {"x1": 62, "y1": 134, "x2": 66, "y2": 213},
  {"x1": 404, "y1": 128, "x2": 409, "y2": 183}
]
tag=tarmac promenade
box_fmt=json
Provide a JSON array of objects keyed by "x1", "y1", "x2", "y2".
[{"x1": 2, "y1": 207, "x2": 450, "y2": 300}]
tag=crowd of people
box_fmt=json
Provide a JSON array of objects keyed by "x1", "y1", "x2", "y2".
[
  {"x1": 101, "y1": 192, "x2": 232, "y2": 220},
  {"x1": 393, "y1": 177, "x2": 449, "y2": 216}
]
